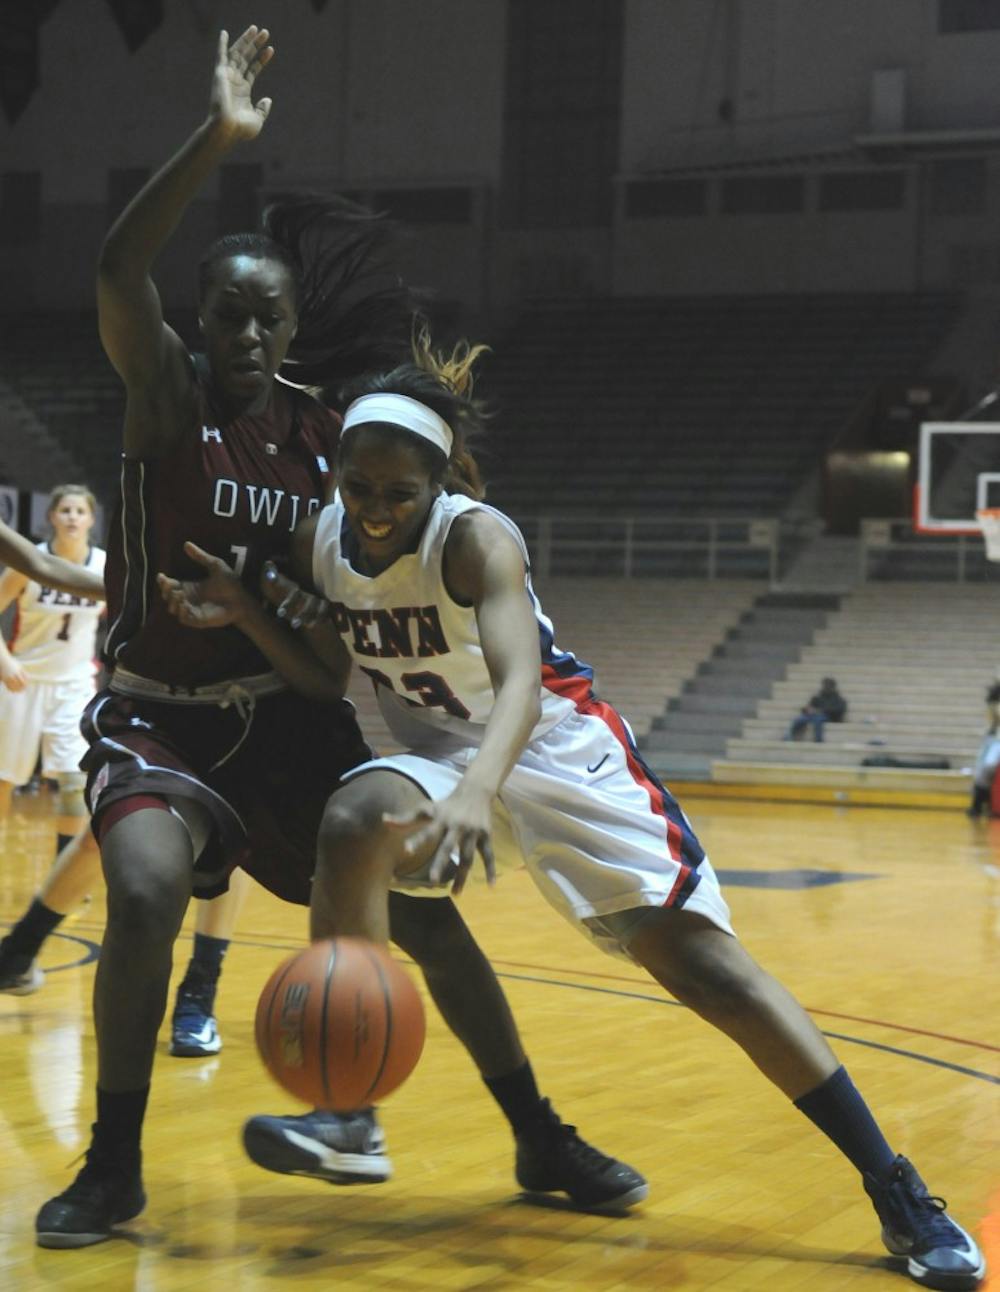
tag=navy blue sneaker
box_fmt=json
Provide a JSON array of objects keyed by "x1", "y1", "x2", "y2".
[
  {"x1": 169, "y1": 976, "x2": 221, "y2": 1057},
  {"x1": 242, "y1": 1109, "x2": 391, "y2": 1184},
  {"x1": 864, "y1": 1156, "x2": 985, "y2": 1289},
  {"x1": 515, "y1": 1099, "x2": 648, "y2": 1211},
  {"x1": 36, "y1": 1148, "x2": 145, "y2": 1248}
]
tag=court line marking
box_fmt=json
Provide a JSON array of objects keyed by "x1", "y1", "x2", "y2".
[
  {"x1": 0, "y1": 927, "x2": 100, "y2": 976},
  {"x1": 480, "y1": 970, "x2": 1000, "y2": 1086},
  {"x1": 204, "y1": 935, "x2": 1000, "y2": 1085},
  {"x1": 6, "y1": 929, "x2": 997, "y2": 1085},
  {"x1": 195, "y1": 935, "x2": 1000, "y2": 1059}
]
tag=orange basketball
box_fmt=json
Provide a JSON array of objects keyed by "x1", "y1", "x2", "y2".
[{"x1": 254, "y1": 937, "x2": 425, "y2": 1110}]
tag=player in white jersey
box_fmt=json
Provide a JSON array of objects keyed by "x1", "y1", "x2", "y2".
[
  {"x1": 0, "y1": 485, "x2": 105, "y2": 810},
  {"x1": 162, "y1": 330, "x2": 984, "y2": 1291},
  {"x1": 0, "y1": 486, "x2": 107, "y2": 995}
]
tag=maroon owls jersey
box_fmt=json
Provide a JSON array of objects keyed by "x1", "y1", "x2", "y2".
[{"x1": 104, "y1": 361, "x2": 338, "y2": 687}]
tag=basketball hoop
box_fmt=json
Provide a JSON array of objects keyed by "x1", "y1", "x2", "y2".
[{"x1": 976, "y1": 508, "x2": 1000, "y2": 561}]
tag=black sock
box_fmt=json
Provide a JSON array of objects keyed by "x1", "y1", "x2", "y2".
[
  {"x1": 55, "y1": 832, "x2": 75, "y2": 856},
  {"x1": 794, "y1": 1065, "x2": 897, "y2": 1179},
  {"x1": 483, "y1": 1061, "x2": 547, "y2": 1135},
  {"x1": 182, "y1": 932, "x2": 229, "y2": 983},
  {"x1": 1, "y1": 897, "x2": 64, "y2": 963},
  {"x1": 93, "y1": 1085, "x2": 150, "y2": 1168},
  {"x1": 178, "y1": 932, "x2": 229, "y2": 1010}
]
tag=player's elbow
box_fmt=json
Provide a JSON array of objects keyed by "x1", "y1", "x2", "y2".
[
  {"x1": 513, "y1": 686, "x2": 541, "y2": 731},
  {"x1": 97, "y1": 236, "x2": 126, "y2": 283},
  {"x1": 97, "y1": 232, "x2": 147, "y2": 291}
]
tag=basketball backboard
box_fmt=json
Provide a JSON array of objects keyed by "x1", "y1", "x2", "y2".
[{"x1": 915, "y1": 421, "x2": 1000, "y2": 533}]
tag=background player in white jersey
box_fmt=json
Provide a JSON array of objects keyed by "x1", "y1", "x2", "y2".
[
  {"x1": 0, "y1": 484, "x2": 105, "y2": 816},
  {"x1": 163, "y1": 332, "x2": 985, "y2": 1292},
  {"x1": 0, "y1": 486, "x2": 105, "y2": 993},
  {"x1": 0, "y1": 516, "x2": 106, "y2": 604}
]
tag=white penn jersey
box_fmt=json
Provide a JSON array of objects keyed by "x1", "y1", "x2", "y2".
[
  {"x1": 9, "y1": 544, "x2": 106, "y2": 683},
  {"x1": 312, "y1": 492, "x2": 590, "y2": 747}
]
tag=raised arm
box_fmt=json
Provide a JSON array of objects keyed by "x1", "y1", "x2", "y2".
[
  {"x1": 0, "y1": 520, "x2": 104, "y2": 601},
  {"x1": 97, "y1": 26, "x2": 275, "y2": 456}
]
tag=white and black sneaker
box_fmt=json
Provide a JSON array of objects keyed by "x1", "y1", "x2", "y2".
[
  {"x1": 169, "y1": 977, "x2": 222, "y2": 1057},
  {"x1": 242, "y1": 1109, "x2": 392, "y2": 1185},
  {"x1": 864, "y1": 1155, "x2": 986, "y2": 1290}
]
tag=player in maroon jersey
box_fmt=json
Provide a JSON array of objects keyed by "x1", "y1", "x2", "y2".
[{"x1": 35, "y1": 25, "x2": 640, "y2": 1249}]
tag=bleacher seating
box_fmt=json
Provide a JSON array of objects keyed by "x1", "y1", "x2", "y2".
[
  {"x1": 0, "y1": 312, "x2": 143, "y2": 510},
  {"x1": 722, "y1": 584, "x2": 996, "y2": 771},
  {"x1": 482, "y1": 292, "x2": 960, "y2": 521},
  {"x1": 1, "y1": 293, "x2": 961, "y2": 531},
  {"x1": 867, "y1": 530, "x2": 1000, "y2": 582}
]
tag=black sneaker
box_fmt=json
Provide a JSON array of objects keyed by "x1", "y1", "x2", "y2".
[
  {"x1": 169, "y1": 974, "x2": 222, "y2": 1057},
  {"x1": 35, "y1": 1149, "x2": 145, "y2": 1248},
  {"x1": 515, "y1": 1099, "x2": 648, "y2": 1211},
  {"x1": 0, "y1": 953, "x2": 44, "y2": 995},
  {"x1": 864, "y1": 1155, "x2": 985, "y2": 1290},
  {"x1": 242, "y1": 1108, "x2": 391, "y2": 1184}
]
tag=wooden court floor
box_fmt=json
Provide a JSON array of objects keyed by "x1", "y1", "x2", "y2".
[{"x1": 1, "y1": 792, "x2": 997, "y2": 1291}]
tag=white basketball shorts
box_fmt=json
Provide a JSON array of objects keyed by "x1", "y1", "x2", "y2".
[
  {"x1": 0, "y1": 674, "x2": 94, "y2": 785},
  {"x1": 342, "y1": 706, "x2": 734, "y2": 959}
]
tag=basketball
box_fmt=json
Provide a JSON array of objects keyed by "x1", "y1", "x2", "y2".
[{"x1": 254, "y1": 938, "x2": 426, "y2": 1110}]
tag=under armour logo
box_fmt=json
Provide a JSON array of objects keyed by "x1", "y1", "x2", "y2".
[
  {"x1": 265, "y1": 442, "x2": 278, "y2": 455},
  {"x1": 202, "y1": 426, "x2": 223, "y2": 444}
]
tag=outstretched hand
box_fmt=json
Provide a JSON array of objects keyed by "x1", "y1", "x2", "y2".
[
  {"x1": 383, "y1": 789, "x2": 497, "y2": 897},
  {"x1": 209, "y1": 25, "x2": 274, "y2": 142},
  {"x1": 157, "y1": 541, "x2": 253, "y2": 630}
]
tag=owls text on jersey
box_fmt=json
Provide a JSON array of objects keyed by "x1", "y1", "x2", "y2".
[
  {"x1": 102, "y1": 362, "x2": 337, "y2": 688},
  {"x1": 8, "y1": 544, "x2": 106, "y2": 683}
]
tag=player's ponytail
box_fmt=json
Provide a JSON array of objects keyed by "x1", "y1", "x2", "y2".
[
  {"x1": 340, "y1": 322, "x2": 490, "y2": 500},
  {"x1": 410, "y1": 324, "x2": 488, "y2": 499}
]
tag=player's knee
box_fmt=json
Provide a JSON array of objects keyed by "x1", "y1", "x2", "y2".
[
  {"x1": 103, "y1": 866, "x2": 188, "y2": 945},
  {"x1": 56, "y1": 772, "x2": 88, "y2": 818},
  {"x1": 101, "y1": 821, "x2": 192, "y2": 943},
  {"x1": 665, "y1": 954, "x2": 765, "y2": 1019},
  {"x1": 317, "y1": 794, "x2": 385, "y2": 860}
]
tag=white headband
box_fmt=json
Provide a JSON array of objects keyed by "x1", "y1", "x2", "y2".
[{"x1": 341, "y1": 393, "x2": 453, "y2": 458}]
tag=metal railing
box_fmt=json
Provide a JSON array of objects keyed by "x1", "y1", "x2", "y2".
[
  {"x1": 859, "y1": 518, "x2": 999, "y2": 583},
  {"x1": 513, "y1": 515, "x2": 787, "y2": 582},
  {"x1": 499, "y1": 514, "x2": 999, "y2": 585}
]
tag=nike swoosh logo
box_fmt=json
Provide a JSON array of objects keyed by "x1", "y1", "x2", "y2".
[{"x1": 587, "y1": 754, "x2": 609, "y2": 774}]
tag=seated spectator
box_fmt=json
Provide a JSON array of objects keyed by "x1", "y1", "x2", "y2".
[
  {"x1": 968, "y1": 675, "x2": 1000, "y2": 819},
  {"x1": 785, "y1": 678, "x2": 847, "y2": 743}
]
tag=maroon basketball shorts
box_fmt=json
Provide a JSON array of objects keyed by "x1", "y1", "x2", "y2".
[{"x1": 80, "y1": 686, "x2": 372, "y2": 904}]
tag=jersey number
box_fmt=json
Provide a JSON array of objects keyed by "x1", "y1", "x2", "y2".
[
  {"x1": 56, "y1": 613, "x2": 72, "y2": 642},
  {"x1": 360, "y1": 666, "x2": 471, "y2": 720}
]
